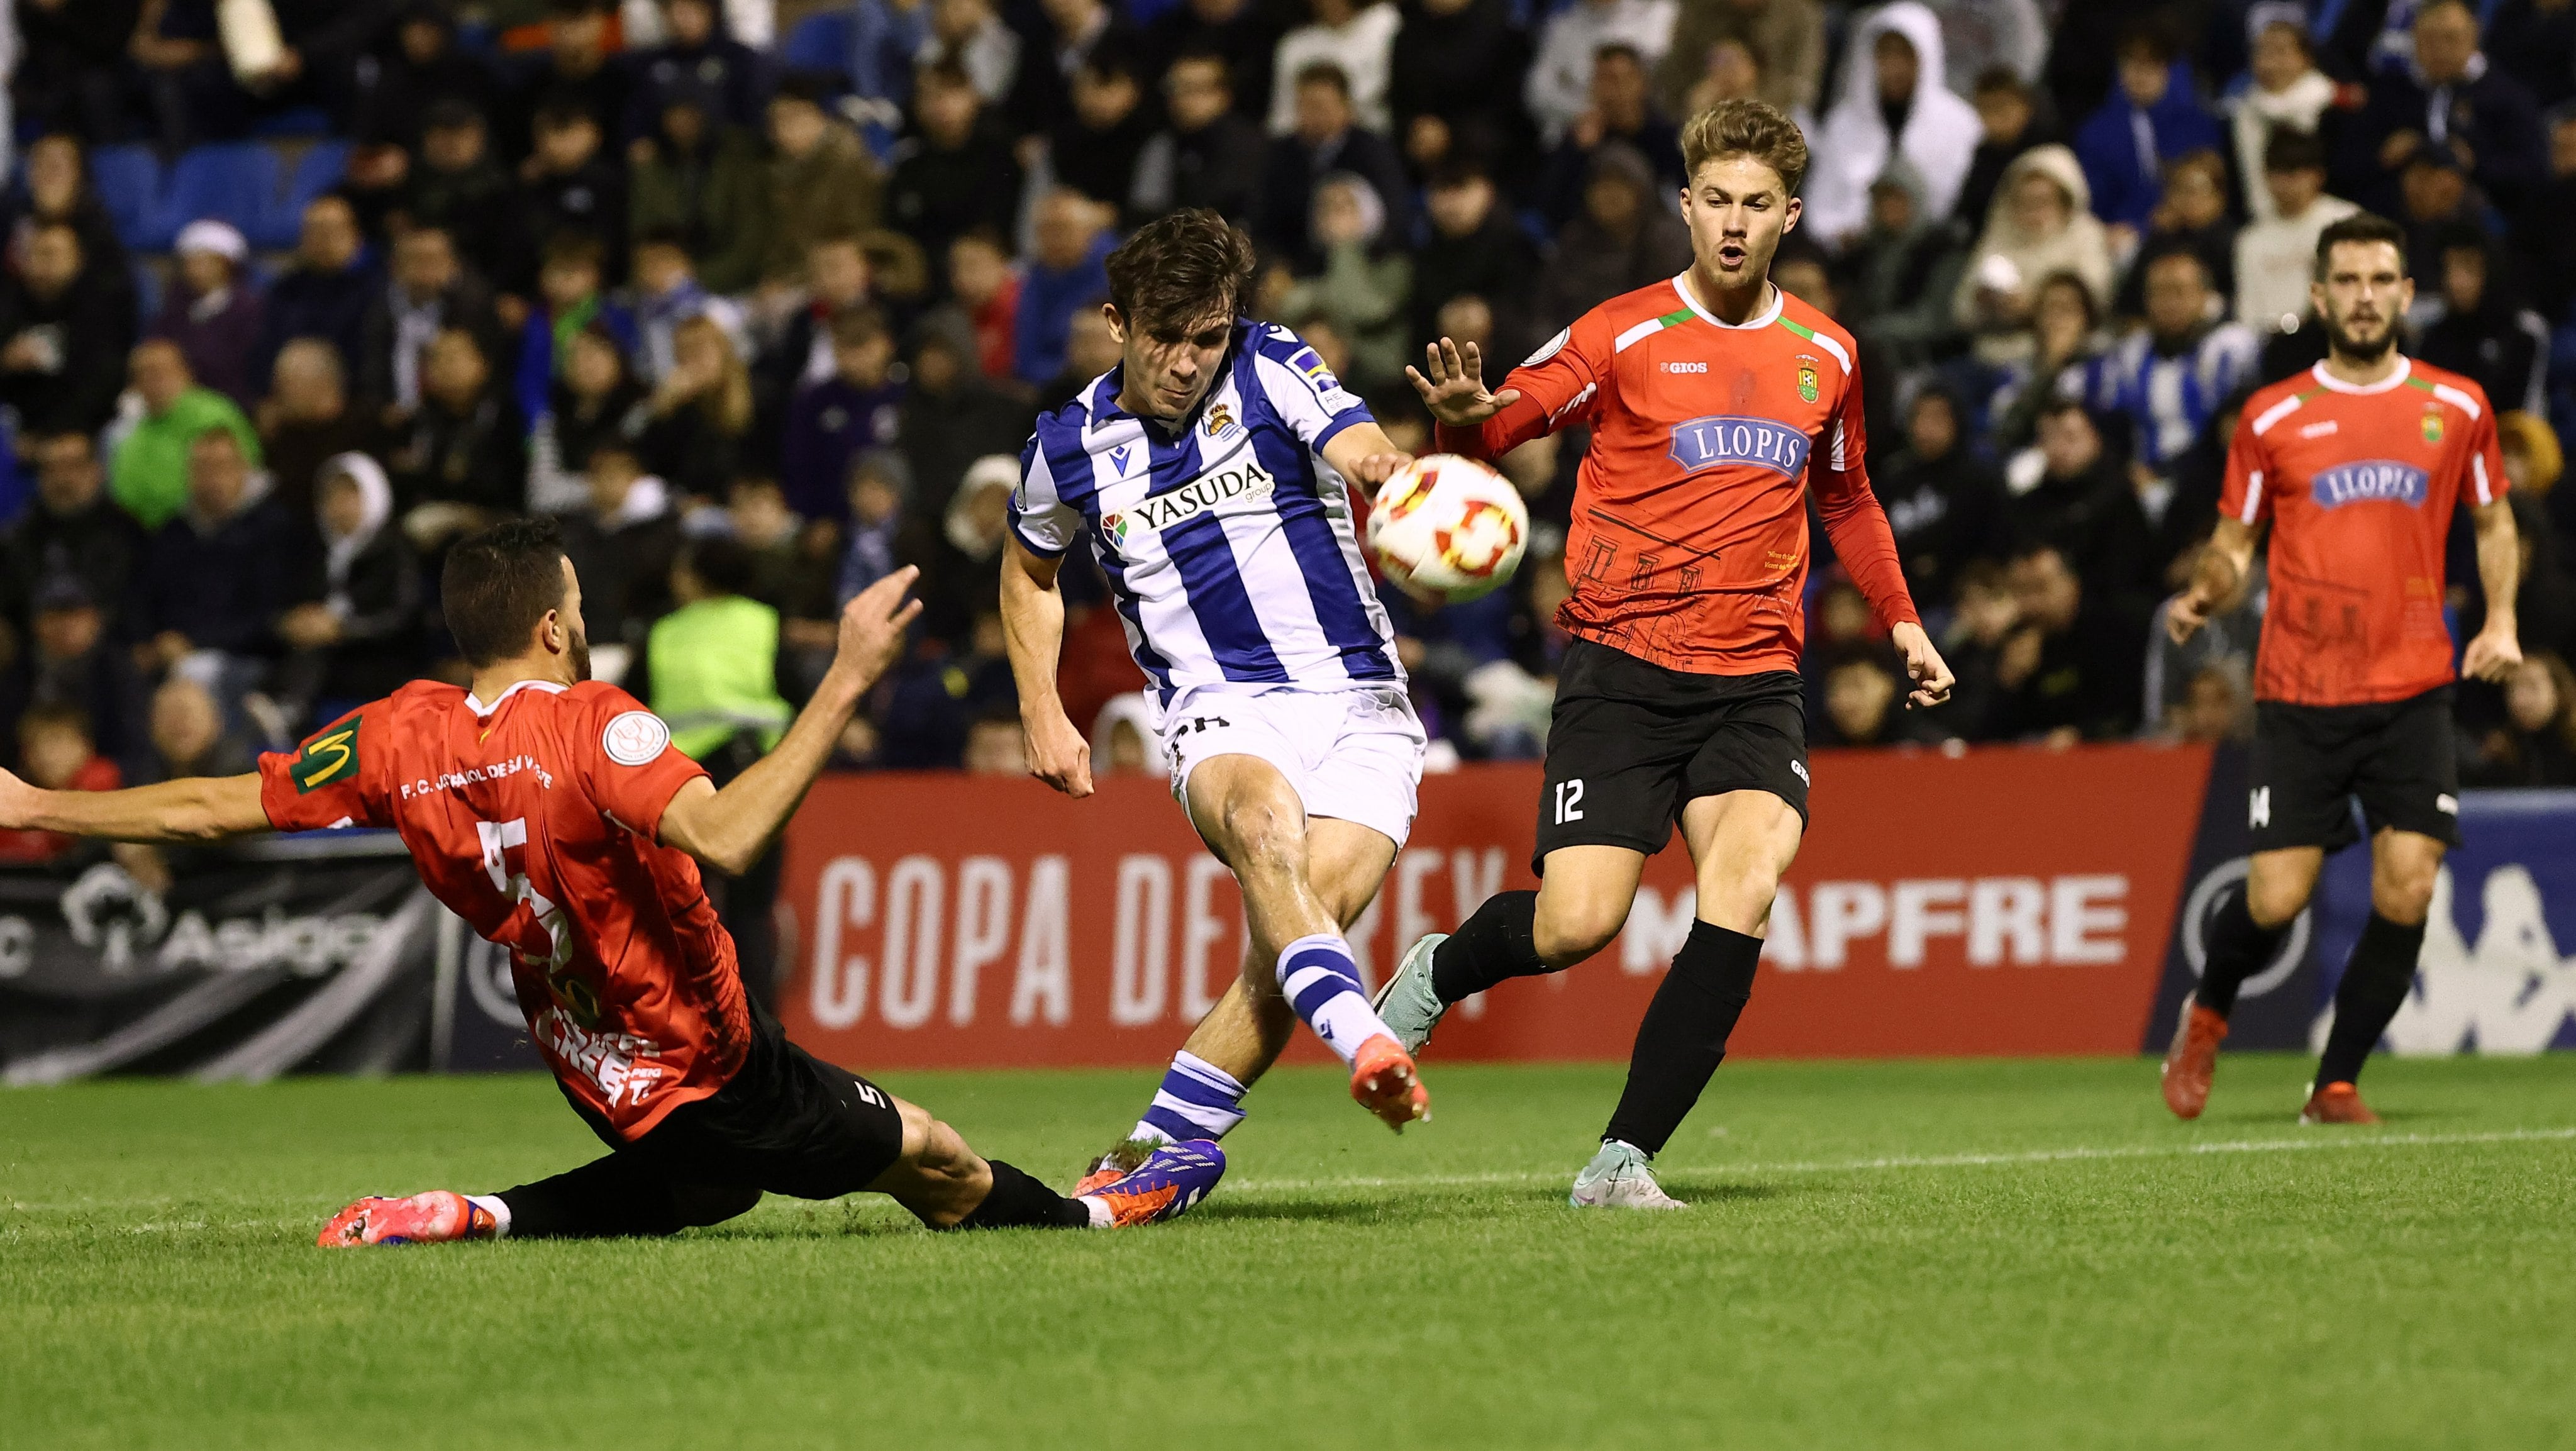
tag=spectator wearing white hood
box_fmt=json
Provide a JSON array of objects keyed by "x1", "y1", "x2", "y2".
[
  {"x1": 1950, "y1": 142, "x2": 2116, "y2": 364},
  {"x1": 278, "y1": 452, "x2": 425, "y2": 715},
  {"x1": 1803, "y1": 2, "x2": 1982, "y2": 248}
]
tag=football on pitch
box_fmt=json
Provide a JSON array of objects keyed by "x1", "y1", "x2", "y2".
[{"x1": 1365, "y1": 453, "x2": 1529, "y2": 604}]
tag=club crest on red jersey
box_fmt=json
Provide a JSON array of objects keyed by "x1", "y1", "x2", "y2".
[
  {"x1": 1668, "y1": 415, "x2": 1812, "y2": 479},
  {"x1": 2420, "y1": 409, "x2": 2444, "y2": 444},
  {"x1": 1796, "y1": 357, "x2": 1819, "y2": 404}
]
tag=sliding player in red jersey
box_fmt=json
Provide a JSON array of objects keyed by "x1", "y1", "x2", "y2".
[
  {"x1": 2161, "y1": 213, "x2": 2521, "y2": 1126},
  {"x1": 1379, "y1": 100, "x2": 1953, "y2": 1208},
  {"x1": 0, "y1": 520, "x2": 1224, "y2": 1244}
]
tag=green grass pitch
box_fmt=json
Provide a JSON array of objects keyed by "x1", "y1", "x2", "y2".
[{"x1": 8, "y1": 1054, "x2": 2576, "y2": 1449}]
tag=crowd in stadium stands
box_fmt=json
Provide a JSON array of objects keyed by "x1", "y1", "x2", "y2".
[{"x1": 0, "y1": 0, "x2": 2570, "y2": 857}]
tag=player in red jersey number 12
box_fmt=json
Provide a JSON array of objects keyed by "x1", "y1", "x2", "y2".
[{"x1": 1383, "y1": 101, "x2": 1953, "y2": 1208}]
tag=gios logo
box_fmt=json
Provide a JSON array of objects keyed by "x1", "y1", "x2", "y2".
[
  {"x1": 1668, "y1": 415, "x2": 1813, "y2": 479},
  {"x1": 1102, "y1": 460, "x2": 1276, "y2": 550},
  {"x1": 2310, "y1": 460, "x2": 2429, "y2": 509}
]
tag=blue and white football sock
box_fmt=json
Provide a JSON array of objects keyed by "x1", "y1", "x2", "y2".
[
  {"x1": 1278, "y1": 933, "x2": 1396, "y2": 1065},
  {"x1": 1130, "y1": 1050, "x2": 1250, "y2": 1145}
]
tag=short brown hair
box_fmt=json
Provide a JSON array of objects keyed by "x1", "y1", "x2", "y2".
[
  {"x1": 1104, "y1": 208, "x2": 1255, "y2": 336},
  {"x1": 2314, "y1": 211, "x2": 2408, "y2": 281},
  {"x1": 443, "y1": 517, "x2": 570, "y2": 668},
  {"x1": 1680, "y1": 99, "x2": 1809, "y2": 197}
]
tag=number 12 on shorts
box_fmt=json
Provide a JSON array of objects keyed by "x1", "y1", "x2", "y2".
[{"x1": 1554, "y1": 779, "x2": 1585, "y2": 824}]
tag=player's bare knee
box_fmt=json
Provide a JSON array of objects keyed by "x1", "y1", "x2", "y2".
[
  {"x1": 2245, "y1": 879, "x2": 2309, "y2": 929},
  {"x1": 910, "y1": 1116, "x2": 977, "y2": 1180},
  {"x1": 1220, "y1": 800, "x2": 1304, "y2": 881},
  {"x1": 2243, "y1": 855, "x2": 2319, "y2": 928},
  {"x1": 891, "y1": 1096, "x2": 941, "y2": 1164},
  {"x1": 2372, "y1": 863, "x2": 2438, "y2": 925},
  {"x1": 1534, "y1": 899, "x2": 1624, "y2": 966}
]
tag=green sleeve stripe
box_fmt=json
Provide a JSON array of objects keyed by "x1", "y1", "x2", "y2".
[{"x1": 1777, "y1": 316, "x2": 1818, "y2": 342}]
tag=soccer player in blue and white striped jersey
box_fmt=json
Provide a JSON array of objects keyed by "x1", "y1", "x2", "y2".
[{"x1": 999, "y1": 211, "x2": 1432, "y2": 1186}]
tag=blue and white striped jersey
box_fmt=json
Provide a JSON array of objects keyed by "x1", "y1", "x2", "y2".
[
  {"x1": 2061, "y1": 321, "x2": 2262, "y2": 467},
  {"x1": 1009, "y1": 320, "x2": 1401, "y2": 706}
]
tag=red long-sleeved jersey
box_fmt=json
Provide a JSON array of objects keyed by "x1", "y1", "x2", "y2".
[
  {"x1": 1439, "y1": 275, "x2": 1917, "y2": 674},
  {"x1": 258, "y1": 679, "x2": 743, "y2": 1140}
]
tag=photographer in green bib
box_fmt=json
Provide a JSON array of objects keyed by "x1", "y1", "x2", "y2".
[{"x1": 647, "y1": 533, "x2": 794, "y2": 1004}]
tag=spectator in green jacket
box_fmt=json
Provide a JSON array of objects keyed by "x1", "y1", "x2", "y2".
[
  {"x1": 647, "y1": 533, "x2": 794, "y2": 1003},
  {"x1": 109, "y1": 340, "x2": 264, "y2": 531}
]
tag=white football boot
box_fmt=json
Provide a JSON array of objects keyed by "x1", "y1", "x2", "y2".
[
  {"x1": 1568, "y1": 1140, "x2": 1688, "y2": 1209},
  {"x1": 1372, "y1": 932, "x2": 1450, "y2": 1054}
]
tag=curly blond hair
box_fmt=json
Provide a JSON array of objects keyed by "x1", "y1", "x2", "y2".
[{"x1": 1680, "y1": 99, "x2": 1810, "y2": 197}]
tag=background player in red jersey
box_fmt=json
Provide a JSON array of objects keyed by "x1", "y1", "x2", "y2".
[
  {"x1": 2162, "y1": 213, "x2": 2522, "y2": 1126},
  {"x1": 0, "y1": 520, "x2": 1225, "y2": 1243},
  {"x1": 1377, "y1": 100, "x2": 1955, "y2": 1209}
]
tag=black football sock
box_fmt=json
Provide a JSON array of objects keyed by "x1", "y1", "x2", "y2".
[
  {"x1": 2194, "y1": 886, "x2": 2289, "y2": 1018},
  {"x1": 2315, "y1": 912, "x2": 2425, "y2": 1087},
  {"x1": 949, "y1": 1159, "x2": 1092, "y2": 1230},
  {"x1": 498, "y1": 1153, "x2": 691, "y2": 1239},
  {"x1": 1431, "y1": 890, "x2": 1546, "y2": 1002},
  {"x1": 1601, "y1": 921, "x2": 1762, "y2": 1156}
]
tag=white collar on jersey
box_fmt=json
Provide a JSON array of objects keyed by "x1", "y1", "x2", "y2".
[
  {"x1": 1672, "y1": 272, "x2": 1784, "y2": 331},
  {"x1": 2308, "y1": 355, "x2": 2412, "y2": 395},
  {"x1": 464, "y1": 679, "x2": 570, "y2": 716}
]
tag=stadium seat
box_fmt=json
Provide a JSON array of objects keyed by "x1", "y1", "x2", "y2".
[
  {"x1": 268, "y1": 140, "x2": 354, "y2": 249},
  {"x1": 780, "y1": 10, "x2": 857, "y2": 87},
  {"x1": 86, "y1": 145, "x2": 167, "y2": 252},
  {"x1": 164, "y1": 143, "x2": 282, "y2": 250}
]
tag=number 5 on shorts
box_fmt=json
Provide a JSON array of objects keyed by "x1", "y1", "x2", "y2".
[{"x1": 1554, "y1": 779, "x2": 1585, "y2": 824}]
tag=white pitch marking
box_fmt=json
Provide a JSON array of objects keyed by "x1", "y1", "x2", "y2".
[{"x1": 1224, "y1": 1125, "x2": 2576, "y2": 1194}]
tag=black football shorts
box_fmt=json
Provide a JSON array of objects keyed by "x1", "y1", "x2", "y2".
[
  {"x1": 567, "y1": 1002, "x2": 910, "y2": 1201},
  {"x1": 1531, "y1": 638, "x2": 1810, "y2": 874},
  {"x1": 2247, "y1": 685, "x2": 2462, "y2": 853}
]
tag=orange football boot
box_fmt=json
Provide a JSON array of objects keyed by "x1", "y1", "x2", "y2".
[
  {"x1": 2160, "y1": 1001, "x2": 2229, "y2": 1120},
  {"x1": 1350, "y1": 1034, "x2": 1428, "y2": 1131},
  {"x1": 318, "y1": 1191, "x2": 499, "y2": 1247},
  {"x1": 2299, "y1": 1081, "x2": 2382, "y2": 1125}
]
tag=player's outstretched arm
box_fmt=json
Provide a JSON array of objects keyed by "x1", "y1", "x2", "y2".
[
  {"x1": 1000, "y1": 535, "x2": 1092, "y2": 798},
  {"x1": 1319, "y1": 420, "x2": 1414, "y2": 498},
  {"x1": 0, "y1": 769, "x2": 270, "y2": 843},
  {"x1": 2167, "y1": 518, "x2": 2258, "y2": 645},
  {"x1": 658, "y1": 567, "x2": 920, "y2": 876},
  {"x1": 2461, "y1": 499, "x2": 2524, "y2": 682}
]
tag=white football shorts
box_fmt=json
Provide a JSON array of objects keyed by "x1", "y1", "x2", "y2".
[{"x1": 1158, "y1": 684, "x2": 1426, "y2": 850}]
